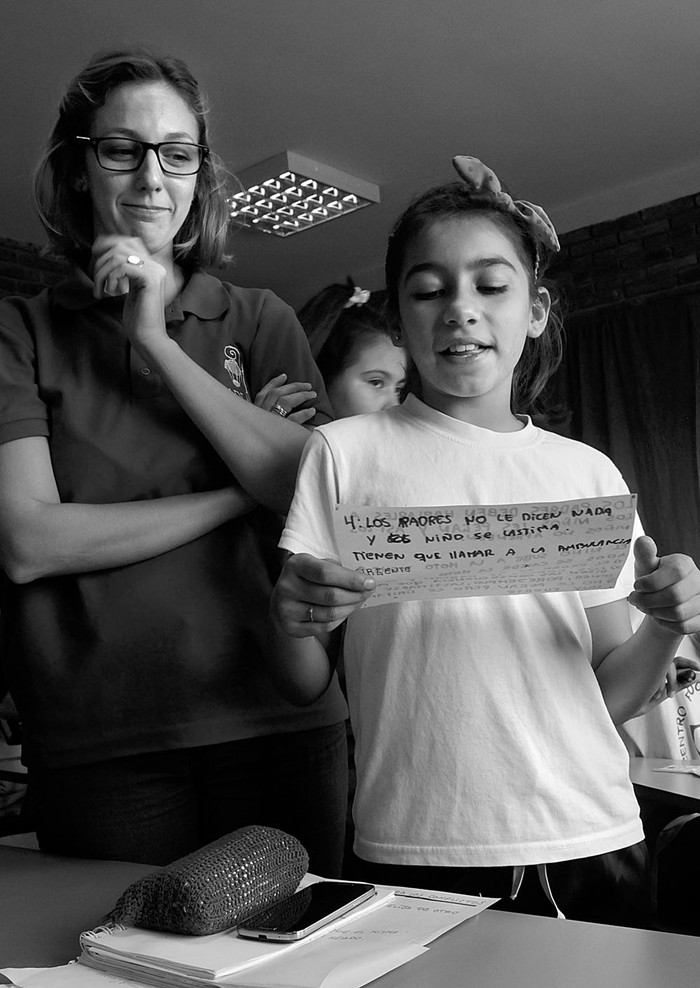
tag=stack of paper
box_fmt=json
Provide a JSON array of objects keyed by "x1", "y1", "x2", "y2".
[
  {"x1": 3, "y1": 882, "x2": 498, "y2": 988},
  {"x1": 78, "y1": 887, "x2": 396, "y2": 987},
  {"x1": 77, "y1": 883, "x2": 496, "y2": 988}
]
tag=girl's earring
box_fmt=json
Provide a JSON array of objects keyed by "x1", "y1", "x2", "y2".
[
  {"x1": 535, "y1": 291, "x2": 549, "y2": 314},
  {"x1": 74, "y1": 176, "x2": 88, "y2": 193}
]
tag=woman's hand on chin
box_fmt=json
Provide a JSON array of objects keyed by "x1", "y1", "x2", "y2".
[{"x1": 91, "y1": 234, "x2": 170, "y2": 355}]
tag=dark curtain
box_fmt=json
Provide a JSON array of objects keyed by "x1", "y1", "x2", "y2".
[{"x1": 550, "y1": 292, "x2": 700, "y2": 562}]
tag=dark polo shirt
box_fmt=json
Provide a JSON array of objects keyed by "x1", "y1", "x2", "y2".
[{"x1": 0, "y1": 269, "x2": 346, "y2": 769}]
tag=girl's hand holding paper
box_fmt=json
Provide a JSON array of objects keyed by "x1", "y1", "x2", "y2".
[{"x1": 629, "y1": 536, "x2": 700, "y2": 635}]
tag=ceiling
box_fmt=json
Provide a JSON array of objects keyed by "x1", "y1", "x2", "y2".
[{"x1": 3, "y1": 0, "x2": 700, "y2": 308}]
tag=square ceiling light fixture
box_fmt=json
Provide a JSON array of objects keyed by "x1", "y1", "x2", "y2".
[{"x1": 227, "y1": 151, "x2": 380, "y2": 237}]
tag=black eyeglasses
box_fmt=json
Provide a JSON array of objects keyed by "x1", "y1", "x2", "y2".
[{"x1": 75, "y1": 136, "x2": 209, "y2": 175}]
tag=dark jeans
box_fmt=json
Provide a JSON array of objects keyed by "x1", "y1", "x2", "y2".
[
  {"x1": 29, "y1": 722, "x2": 348, "y2": 873},
  {"x1": 346, "y1": 841, "x2": 651, "y2": 929}
]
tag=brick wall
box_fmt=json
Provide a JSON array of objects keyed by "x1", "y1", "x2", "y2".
[
  {"x1": 0, "y1": 236, "x2": 67, "y2": 300},
  {"x1": 548, "y1": 191, "x2": 700, "y2": 315}
]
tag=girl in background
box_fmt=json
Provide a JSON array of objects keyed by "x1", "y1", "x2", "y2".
[
  {"x1": 255, "y1": 281, "x2": 406, "y2": 422},
  {"x1": 267, "y1": 156, "x2": 700, "y2": 926},
  {"x1": 257, "y1": 280, "x2": 406, "y2": 875},
  {"x1": 299, "y1": 281, "x2": 406, "y2": 418}
]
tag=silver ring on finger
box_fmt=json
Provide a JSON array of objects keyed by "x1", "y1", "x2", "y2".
[
  {"x1": 307, "y1": 605, "x2": 315, "y2": 623},
  {"x1": 271, "y1": 402, "x2": 289, "y2": 418},
  {"x1": 126, "y1": 254, "x2": 144, "y2": 267}
]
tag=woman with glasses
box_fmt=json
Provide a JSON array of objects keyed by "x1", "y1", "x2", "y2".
[{"x1": 0, "y1": 49, "x2": 348, "y2": 868}]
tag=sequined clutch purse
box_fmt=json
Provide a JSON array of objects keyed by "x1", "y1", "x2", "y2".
[{"x1": 109, "y1": 824, "x2": 309, "y2": 935}]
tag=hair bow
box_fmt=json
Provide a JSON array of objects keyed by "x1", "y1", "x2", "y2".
[
  {"x1": 452, "y1": 156, "x2": 560, "y2": 257},
  {"x1": 344, "y1": 286, "x2": 371, "y2": 308}
]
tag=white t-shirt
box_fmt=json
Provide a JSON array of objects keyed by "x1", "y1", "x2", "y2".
[{"x1": 281, "y1": 395, "x2": 644, "y2": 867}]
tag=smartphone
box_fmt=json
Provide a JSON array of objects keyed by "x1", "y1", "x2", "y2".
[{"x1": 237, "y1": 880, "x2": 376, "y2": 941}]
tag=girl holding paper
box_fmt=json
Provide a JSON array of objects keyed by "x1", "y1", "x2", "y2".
[{"x1": 267, "y1": 157, "x2": 700, "y2": 927}]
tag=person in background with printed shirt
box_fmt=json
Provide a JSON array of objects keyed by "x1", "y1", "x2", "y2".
[
  {"x1": 0, "y1": 48, "x2": 348, "y2": 869},
  {"x1": 619, "y1": 606, "x2": 700, "y2": 760},
  {"x1": 618, "y1": 611, "x2": 700, "y2": 929}
]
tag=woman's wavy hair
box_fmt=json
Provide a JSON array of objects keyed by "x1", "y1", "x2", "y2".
[
  {"x1": 384, "y1": 182, "x2": 564, "y2": 416},
  {"x1": 297, "y1": 279, "x2": 399, "y2": 388},
  {"x1": 32, "y1": 47, "x2": 231, "y2": 269}
]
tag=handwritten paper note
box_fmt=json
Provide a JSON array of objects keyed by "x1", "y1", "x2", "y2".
[{"x1": 333, "y1": 494, "x2": 637, "y2": 606}]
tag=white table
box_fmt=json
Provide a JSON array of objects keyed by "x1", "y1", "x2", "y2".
[
  {"x1": 2, "y1": 846, "x2": 700, "y2": 988},
  {"x1": 629, "y1": 756, "x2": 700, "y2": 813}
]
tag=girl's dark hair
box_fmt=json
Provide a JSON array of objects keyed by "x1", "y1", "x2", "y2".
[
  {"x1": 297, "y1": 280, "x2": 399, "y2": 388},
  {"x1": 384, "y1": 182, "x2": 564, "y2": 415},
  {"x1": 32, "y1": 47, "x2": 231, "y2": 269}
]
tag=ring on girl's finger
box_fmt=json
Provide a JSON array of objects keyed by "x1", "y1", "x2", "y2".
[
  {"x1": 271, "y1": 402, "x2": 289, "y2": 418},
  {"x1": 126, "y1": 254, "x2": 144, "y2": 267},
  {"x1": 307, "y1": 606, "x2": 315, "y2": 623}
]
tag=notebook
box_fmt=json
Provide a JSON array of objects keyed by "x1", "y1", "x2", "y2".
[
  {"x1": 78, "y1": 882, "x2": 496, "y2": 988},
  {"x1": 79, "y1": 885, "x2": 395, "y2": 986}
]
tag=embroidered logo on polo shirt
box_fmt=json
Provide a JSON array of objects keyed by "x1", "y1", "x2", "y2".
[{"x1": 222, "y1": 345, "x2": 250, "y2": 401}]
